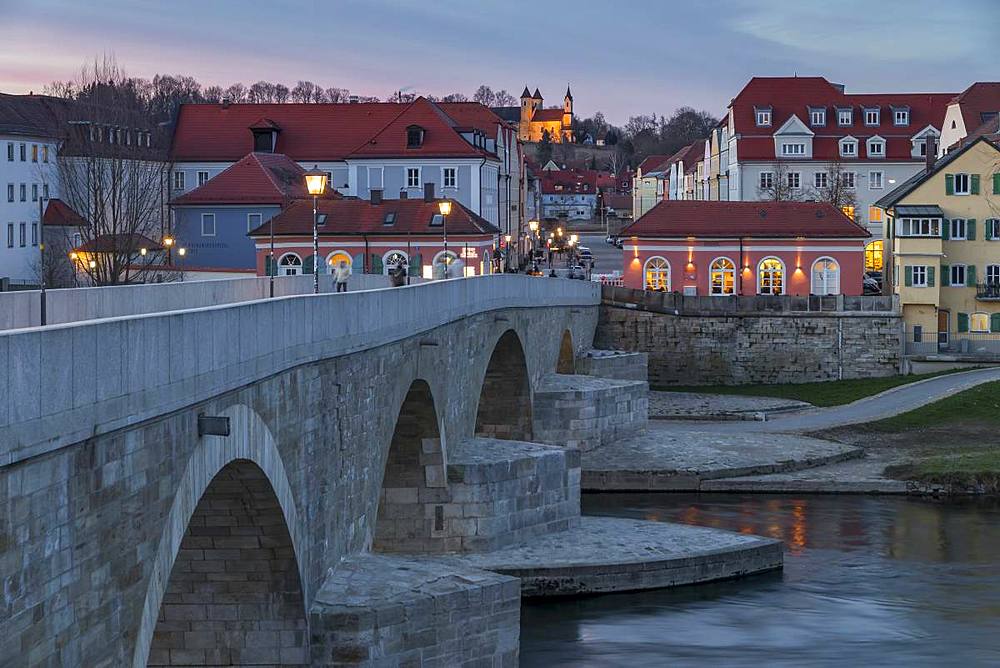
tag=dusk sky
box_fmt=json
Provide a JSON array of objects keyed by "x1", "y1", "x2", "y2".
[{"x1": 3, "y1": 0, "x2": 997, "y2": 124}]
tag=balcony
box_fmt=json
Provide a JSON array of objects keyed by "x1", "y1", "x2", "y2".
[{"x1": 976, "y1": 283, "x2": 1000, "y2": 301}]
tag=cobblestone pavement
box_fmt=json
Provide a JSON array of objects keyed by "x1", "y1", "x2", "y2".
[
  {"x1": 582, "y1": 421, "x2": 860, "y2": 481},
  {"x1": 649, "y1": 390, "x2": 811, "y2": 419},
  {"x1": 436, "y1": 515, "x2": 782, "y2": 596}
]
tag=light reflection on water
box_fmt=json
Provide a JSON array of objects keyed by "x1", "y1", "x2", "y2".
[{"x1": 520, "y1": 494, "x2": 1000, "y2": 668}]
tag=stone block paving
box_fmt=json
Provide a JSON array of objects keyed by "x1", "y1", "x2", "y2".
[
  {"x1": 581, "y1": 421, "x2": 862, "y2": 491},
  {"x1": 649, "y1": 390, "x2": 811, "y2": 420},
  {"x1": 436, "y1": 516, "x2": 782, "y2": 597}
]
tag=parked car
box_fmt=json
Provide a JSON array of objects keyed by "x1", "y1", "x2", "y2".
[
  {"x1": 569, "y1": 265, "x2": 586, "y2": 280},
  {"x1": 605, "y1": 235, "x2": 615, "y2": 245}
]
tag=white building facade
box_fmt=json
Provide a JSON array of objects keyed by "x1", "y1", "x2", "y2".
[{"x1": 2, "y1": 134, "x2": 59, "y2": 284}]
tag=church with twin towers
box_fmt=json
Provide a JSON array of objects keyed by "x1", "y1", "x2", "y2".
[{"x1": 517, "y1": 85, "x2": 575, "y2": 143}]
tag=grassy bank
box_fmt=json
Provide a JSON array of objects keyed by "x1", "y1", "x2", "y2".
[{"x1": 661, "y1": 368, "x2": 969, "y2": 407}]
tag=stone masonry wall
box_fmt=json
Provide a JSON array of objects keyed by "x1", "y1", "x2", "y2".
[
  {"x1": 595, "y1": 304, "x2": 902, "y2": 387},
  {"x1": 576, "y1": 350, "x2": 648, "y2": 382},
  {"x1": 532, "y1": 375, "x2": 649, "y2": 451}
]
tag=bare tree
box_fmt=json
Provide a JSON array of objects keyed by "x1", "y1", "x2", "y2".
[
  {"x1": 273, "y1": 83, "x2": 290, "y2": 103},
  {"x1": 756, "y1": 162, "x2": 802, "y2": 201},
  {"x1": 441, "y1": 93, "x2": 468, "y2": 102},
  {"x1": 290, "y1": 81, "x2": 316, "y2": 103},
  {"x1": 605, "y1": 150, "x2": 629, "y2": 177},
  {"x1": 224, "y1": 83, "x2": 247, "y2": 102},
  {"x1": 808, "y1": 159, "x2": 857, "y2": 212},
  {"x1": 53, "y1": 56, "x2": 172, "y2": 285},
  {"x1": 473, "y1": 85, "x2": 496, "y2": 107},
  {"x1": 325, "y1": 87, "x2": 350, "y2": 103},
  {"x1": 247, "y1": 80, "x2": 277, "y2": 103},
  {"x1": 203, "y1": 85, "x2": 224, "y2": 103},
  {"x1": 493, "y1": 89, "x2": 516, "y2": 107}
]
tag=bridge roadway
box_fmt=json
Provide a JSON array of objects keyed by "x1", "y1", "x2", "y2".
[{"x1": 0, "y1": 275, "x2": 781, "y2": 666}]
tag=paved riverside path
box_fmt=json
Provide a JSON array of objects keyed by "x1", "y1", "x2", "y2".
[{"x1": 652, "y1": 367, "x2": 1000, "y2": 435}]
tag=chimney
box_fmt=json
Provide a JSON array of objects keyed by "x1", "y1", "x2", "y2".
[
  {"x1": 423, "y1": 182, "x2": 435, "y2": 202},
  {"x1": 399, "y1": 189, "x2": 408, "y2": 199},
  {"x1": 371, "y1": 188, "x2": 383, "y2": 205},
  {"x1": 926, "y1": 136, "x2": 937, "y2": 172},
  {"x1": 349, "y1": 95, "x2": 359, "y2": 104},
  {"x1": 221, "y1": 97, "x2": 231, "y2": 109}
]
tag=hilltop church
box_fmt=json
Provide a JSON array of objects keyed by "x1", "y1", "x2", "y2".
[{"x1": 494, "y1": 86, "x2": 575, "y2": 143}]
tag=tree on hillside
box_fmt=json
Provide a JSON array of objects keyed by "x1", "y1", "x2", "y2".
[
  {"x1": 605, "y1": 150, "x2": 629, "y2": 177},
  {"x1": 537, "y1": 129, "x2": 553, "y2": 165}
]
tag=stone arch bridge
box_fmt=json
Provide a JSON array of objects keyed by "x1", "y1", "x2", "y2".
[{"x1": 0, "y1": 276, "x2": 779, "y2": 666}]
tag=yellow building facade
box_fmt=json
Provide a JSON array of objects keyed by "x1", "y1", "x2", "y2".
[
  {"x1": 879, "y1": 138, "x2": 1000, "y2": 353},
  {"x1": 518, "y1": 87, "x2": 574, "y2": 143}
]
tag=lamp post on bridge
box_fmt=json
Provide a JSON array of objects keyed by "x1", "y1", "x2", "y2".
[
  {"x1": 304, "y1": 166, "x2": 329, "y2": 294},
  {"x1": 438, "y1": 199, "x2": 452, "y2": 278}
]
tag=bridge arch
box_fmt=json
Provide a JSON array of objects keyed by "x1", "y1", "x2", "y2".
[
  {"x1": 475, "y1": 328, "x2": 533, "y2": 441},
  {"x1": 556, "y1": 329, "x2": 576, "y2": 374},
  {"x1": 373, "y1": 378, "x2": 449, "y2": 552},
  {"x1": 134, "y1": 404, "x2": 308, "y2": 667}
]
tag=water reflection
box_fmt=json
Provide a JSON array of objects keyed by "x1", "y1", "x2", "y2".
[{"x1": 521, "y1": 494, "x2": 1000, "y2": 667}]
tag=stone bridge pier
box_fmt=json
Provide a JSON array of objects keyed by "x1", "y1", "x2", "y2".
[{"x1": 0, "y1": 276, "x2": 781, "y2": 667}]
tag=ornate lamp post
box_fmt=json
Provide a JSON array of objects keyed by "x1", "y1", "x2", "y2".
[
  {"x1": 304, "y1": 166, "x2": 328, "y2": 294},
  {"x1": 438, "y1": 199, "x2": 452, "y2": 278}
]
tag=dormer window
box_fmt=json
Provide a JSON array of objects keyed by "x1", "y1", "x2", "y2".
[
  {"x1": 839, "y1": 137, "x2": 858, "y2": 157},
  {"x1": 383, "y1": 212, "x2": 397, "y2": 226},
  {"x1": 429, "y1": 213, "x2": 444, "y2": 227},
  {"x1": 867, "y1": 136, "x2": 885, "y2": 157},
  {"x1": 809, "y1": 107, "x2": 826, "y2": 126},
  {"x1": 893, "y1": 107, "x2": 910, "y2": 126},
  {"x1": 252, "y1": 130, "x2": 275, "y2": 152},
  {"x1": 780, "y1": 142, "x2": 806, "y2": 156},
  {"x1": 837, "y1": 108, "x2": 853, "y2": 126},
  {"x1": 406, "y1": 125, "x2": 425, "y2": 148},
  {"x1": 755, "y1": 107, "x2": 772, "y2": 126},
  {"x1": 864, "y1": 107, "x2": 880, "y2": 126},
  {"x1": 317, "y1": 214, "x2": 328, "y2": 226}
]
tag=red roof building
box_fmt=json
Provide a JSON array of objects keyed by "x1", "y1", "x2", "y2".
[
  {"x1": 621, "y1": 200, "x2": 869, "y2": 296},
  {"x1": 171, "y1": 152, "x2": 339, "y2": 206},
  {"x1": 939, "y1": 82, "x2": 1000, "y2": 153}
]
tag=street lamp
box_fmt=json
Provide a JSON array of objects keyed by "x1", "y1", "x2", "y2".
[
  {"x1": 304, "y1": 166, "x2": 328, "y2": 294},
  {"x1": 504, "y1": 234, "x2": 512, "y2": 273},
  {"x1": 438, "y1": 199, "x2": 452, "y2": 278},
  {"x1": 163, "y1": 235, "x2": 175, "y2": 266}
]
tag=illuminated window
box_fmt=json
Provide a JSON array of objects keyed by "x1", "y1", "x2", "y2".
[
  {"x1": 757, "y1": 257, "x2": 784, "y2": 295},
  {"x1": 865, "y1": 240, "x2": 884, "y2": 272},
  {"x1": 326, "y1": 251, "x2": 352, "y2": 268},
  {"x1": 709, "y1": 257, "x2": 736, "y2": 296},
  {"x1": 643, "y1": 256, "x2": 670, "y2": 291},
  {"x1": 811, "y1": 257, "x2": 840, "y2": 295},
  {"x1": 970, "y1": 312, "x2": 990, "y2": 333},
  {"x1": 869, "y1": 207, "x2": 883, "y2": 223},
  {"x1": 841, "y1": 205, "x2": 855, "y2": 221}
]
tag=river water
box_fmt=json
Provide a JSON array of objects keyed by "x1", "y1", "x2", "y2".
[{"x1": 520, "y1": 493, "x2": 1000, "y2": 667}]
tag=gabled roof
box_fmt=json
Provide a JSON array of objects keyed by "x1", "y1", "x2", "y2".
[
  {"x1": 540, "y1": 169, "x2": 598, "y2": 194},
  {"x1": 170, "y1": 152, "x2": 339, "y2": 205},
  {"x1": 875, "y1": 136, "x2": 1000, "y2": 209},
  {"x1": 729, "y1": 76, "x2": 954, "y2": 161},
  {"x1": 637, "y1": 154, "x2": 672, "y2": 174},
  {"x1": 949, "y1": 82, "x2": 1000, "y2": 132},
  {"x1": 43, "y1": 199, "x2": 87, "y2": 227},
  {"x1": 624, "y1": 200, "x2": 870, "y2": 239},
  {"x1": 437, "y1": 103, "x2": 505, "y2": 137},
  {"x1": 0, "y1": 93, "x2": 67, "y2": 138},
  {"x1": 531, "y1": 108, "x2": 565, "y2": 123},
  {"x1": 249, "y1": 198, "x2": 499, "y2": 237},
  {"x1": 170, "y1": 98, "x2": 498, "y2": 162}
]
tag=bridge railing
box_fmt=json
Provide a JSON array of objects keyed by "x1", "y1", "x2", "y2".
[
  {"x1": 0, "y1": 274, "x2": 412, "y2": 331},
  {"x1": 0, "y1": 275, "x2": 599, "y2": 468}
]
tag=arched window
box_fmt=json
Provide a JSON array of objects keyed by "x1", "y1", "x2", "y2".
[
  {"x1": 278, "y1": 253, "x2": 302, "y2": 276},
  {"x1": 709, "y1": 257, "x2": 736, "y2": 296},
  {"x1": 382, "y1": 250, "x2": 408, "y2": 275},
  {"x1": 757, "y1": 257, "x2": 785, "y2": 295},
  {"x1": 970, "y1": 312, "x2": 990, "y2": 333},
  {"x1": 643, "y1": 256, "x2": 670, "y2": 291},
  {"x1": 326, "y1": 250, "x2": 352, "y2": 269},
  {"x1": 811, "y1": 257, "x2": 840, "y2": 295},
  {"x1": 865, "y1": 240, "x2": 884, "y2": 272},
  {"x1": 432, "y1": 250, "x2": 458, "y2": 266}
]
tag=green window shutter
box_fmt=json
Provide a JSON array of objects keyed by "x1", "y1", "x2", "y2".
[
  {"x1": 408, "y1": 252, "x2": 422, "y2": 276},
  {"x1": 927, "y1": 266, "x2": 935, "y2": 287},
  {"x1": 264, "y1": 255, "x2": 275, "y2": 276},
  {"x1": 941, "y1": 219, "x2": 950, "y2": 240},
  {"x1": 993, "y1": 173, "x2": 1000, "y2": 195},
  {"x1": 971, "y1": 174, "x2": 980, "y2": 195},
  {"x1": 945, "y1": 173, "x2": 954, "y2": 195},
  {"x1": 940, "y1": 263, "x2": 950, "y2": 282},
  {"x1": 967, "y1": 265, "x2": 976, "y2": 287},
  {"x1": 904, "y1": 266, "x2": 913, "y2": 286},
  {"x1": 353, "y1": 253, "x2": 365, "y2": 273},
  {"x1": 987, "y1": 221, "x2": 994, "y2": 241},
  {"x1": 302, "y1": 254, "x2": 315, "y2": 275},
  {"x1": 991, "y1": 313, "x2": 1000, "y2": 333},
  {"x1": 371, "y1": 254, "x2": 383, "y2": 274},
  {"x1": 967, "y1": 219, "x2": 976, "y2": 240},
  {"x1": 958, "y1": 312, "x2": 969, "y2": 333}
]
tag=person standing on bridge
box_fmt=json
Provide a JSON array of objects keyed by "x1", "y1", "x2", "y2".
[{"x1": 334, "y1": 260, "x2": 351, "y2": 293}]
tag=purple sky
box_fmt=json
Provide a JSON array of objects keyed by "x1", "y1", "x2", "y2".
[{"x1": 3, "y1": 0, "x2": 996, "y2": 124}]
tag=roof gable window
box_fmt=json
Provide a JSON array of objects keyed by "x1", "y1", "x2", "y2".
[
  {"x1": 252, "y1": 130, "x2": 276, "y2": 152},
  {"x1": 893, "y1": 106, "x2": 910, "y2": 126},
  {"x1": 839, "y1": 136, "x2": 858, "y2": 157},
  {"x1": 406, "y1": 125, "x2": 425, "y2": 148},
  {"x1": 754, "y1": 106, "x2": 772, "y2": 127},
  {"x1": 866, "y1": 135, "x2": 885, "y2": 158},
  {"x1": 864, "y1": 107, "x2": 880, "y2": 126},
  {"x1": 837, "y1": 108, "x2": 853, "y2": 126},
  {"x1": 808, "y1": 107, "x2": 826, "y2": 126}
]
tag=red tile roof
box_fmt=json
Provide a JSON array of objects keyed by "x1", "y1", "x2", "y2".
[
  {"x1": 249, "y1": 198, "x2": 499, "y2": 237},
  {"x1": 170, "y1": 153, "x2": 341, "y2": 206},
  {"x1": 170, "y1": 98, "x2": 498, "y2": 162},
  {"x1": 624, "y1": 200, "x2": 870, "y2": 239},
  {"x1": 637, "y1": 154, "x2": 671, "y2": 174},
  {"x1": 949, "y1": 82, "x2": 1000, "y2": 133},
  {"x1": 437, "y1": 102, "x2": 506, "y2": 136},
  {"x1": 730, "y1": 77, "x2": 954, "y2": 161},
  {"x1": 531, "y1": 108, "x2": 565, "y2": 123},
  {"x1": 540, "y1": 169, "x2": 598, "y2": 194},
  {"x1": 43, "y1": 199, "x2": 87, "y2": 227},
  {"x1": 605, "y1": 194, "x2": 632, "y2": 211}
]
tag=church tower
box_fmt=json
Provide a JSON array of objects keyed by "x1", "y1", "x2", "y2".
[
  {"x1": 519, "y1": 86, "x2": 533, "y2": 142},
  {"x1": 562, "y1": 85, "x2": 574, "y2": 142}
]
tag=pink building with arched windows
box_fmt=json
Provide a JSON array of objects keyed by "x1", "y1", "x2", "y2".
[{"x1": 621, "y1": 200, "x2": 869, "y2": 296}]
